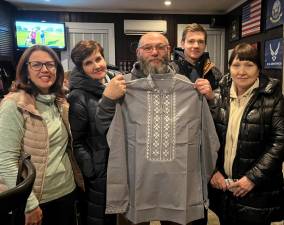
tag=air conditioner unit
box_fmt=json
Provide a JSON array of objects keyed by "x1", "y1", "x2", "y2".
[{"x1": 124, "y1": 20, "x2": 167, "y2": 35}]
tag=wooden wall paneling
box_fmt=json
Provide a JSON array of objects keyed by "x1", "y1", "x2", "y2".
[
  {"x1": 0, "y1": 1, "x2": 16, "y2": 62},
  {"x1": 13, "y1": 10, "x2": 226, "y2": 70},
  {"x1": 0, "y1": 1, "x2": 17, "y2": 96},
  {"x1": 5, "y1": 0, "x2": 283, "y2": 86}
]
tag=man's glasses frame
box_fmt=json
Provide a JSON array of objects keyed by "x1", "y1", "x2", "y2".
[{"x1": 139, "y1": 44, "x2": 169, "y2": 53}]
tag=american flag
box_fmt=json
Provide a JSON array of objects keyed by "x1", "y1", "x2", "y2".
[{"x1": 241, "y1": 0, "x2": 262, "y2": 37}]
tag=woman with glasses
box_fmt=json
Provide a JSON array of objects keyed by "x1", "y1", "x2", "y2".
[
  {"x1": 68, "y1": 40, "x2": 125, "y2": 225},
  {"x1": 0, "y1": 45, "x2": 84, "y2": 225}
]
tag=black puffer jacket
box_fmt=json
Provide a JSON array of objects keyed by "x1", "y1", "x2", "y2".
[
  {"x1": 209, "y1": 73, "x2": 284, "y2": 223},
  {"x1": 68, "y1": 68, "x2": 116, "y2": 225},
  {"x1": 172, "y1": 48, "x2": 222, "y2": 90}
]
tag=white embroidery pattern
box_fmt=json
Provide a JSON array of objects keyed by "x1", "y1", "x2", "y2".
[{"x1": 146, "y1": 90, "x2": 176, "y2": 161}]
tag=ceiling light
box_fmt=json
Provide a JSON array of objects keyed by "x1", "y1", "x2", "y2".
[{"x1": 164, "y1": 0, "x2": 172, "y2": 6}]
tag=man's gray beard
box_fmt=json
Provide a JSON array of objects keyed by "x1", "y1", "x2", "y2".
[{"x1": 139, "y1": 57, "x2": 169, "y2": 75}]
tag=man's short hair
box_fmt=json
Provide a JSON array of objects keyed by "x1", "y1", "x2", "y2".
[{"x1": 181, "y1": 23, "x2": 207, "y2": 44}]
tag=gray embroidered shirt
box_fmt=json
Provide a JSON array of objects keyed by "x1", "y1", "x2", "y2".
[{"x1": 106, "y1": 71, "x2": 219, "y2": 225}]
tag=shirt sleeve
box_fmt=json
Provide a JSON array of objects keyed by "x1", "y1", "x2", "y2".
[
  {"x1": 106, "y1": 102, "x2": 129, "y2": 214},
  {"x1": 0, "y1": 99, "x2": 39, "y2": 212},
  {"x1": 201, "y1": 96, "x2": 220, "y2": 181},
  {"x1": 200, "y1": 96, "x2": 220, "y2": 208},
  {"x1": 68, "y1": 93, "x2": 95, "y2": 178}
]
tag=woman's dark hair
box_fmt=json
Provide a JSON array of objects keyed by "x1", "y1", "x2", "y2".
[
  {"x1": 12, "y1": 45, "x2": 64, "y2": 97},
  {"x1": 229, "y1": 43, "x2": 261, "y2": 69},
  {"x1": 71, "y1": 40, "x2": 104, "y2": 70}
]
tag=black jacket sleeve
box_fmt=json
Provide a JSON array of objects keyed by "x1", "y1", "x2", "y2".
[
  {"x1": 246, "y1": 94, "x2": 284, "y2": 186},
  {"x1": 68, "y1": 91, "x2": 95, "y2": 178},
  {"x1": 95, "y1": 95, "x2": 117, "y2": 136}
]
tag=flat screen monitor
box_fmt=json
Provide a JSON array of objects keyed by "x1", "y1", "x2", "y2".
[{"x1": 15, "y1": 21, "x2": 66, "y2": 50}]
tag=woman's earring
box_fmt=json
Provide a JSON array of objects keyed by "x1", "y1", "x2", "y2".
[{"x1": 27, "y1": 78, "x2": 31, "y2": 85}]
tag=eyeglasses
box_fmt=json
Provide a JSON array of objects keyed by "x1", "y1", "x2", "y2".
[
  {"x1": 139, "y1": 44, "x2": 169, "y2": 53},
  {"x1": 187, "y1": 39, "x2": 206, "y2": 46},
  {"x1": 27, "y1": 61, "x2": 57, "y2": 71}
]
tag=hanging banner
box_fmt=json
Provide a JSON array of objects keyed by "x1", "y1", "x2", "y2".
[
  {"x1": 264, "y1": 38, "x2": 283, "y2": 69},
  {"x1": 266, "y1": 0, "x2": 284, "y2": 30}
]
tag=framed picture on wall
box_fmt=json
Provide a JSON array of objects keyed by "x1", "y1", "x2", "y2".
[
  {"x1": 241, "y1": 0, "x2": 262, "y2": 37},
  {"x1": 229, "y1": 18, "x2": 240, "y2": 42},
  {"x1": 228, "y1": 48, "x2": 234, "y2": 64},
  {"x1": 264, "y1": 38, "x2": 283, "y2": 69},
  {"x1": 266, "y1": 0, "x2": 284, "y2": 30},
  {"x1": 250, "y1": 42, "x2": 260, "y2": 50}
]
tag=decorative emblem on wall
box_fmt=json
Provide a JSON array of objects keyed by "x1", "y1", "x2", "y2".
[
  {"x1": 264, "y1": 38, "x2": 283, "y2": 69},
  {"x1": 266, "y1": 0, "x2": 284, "y2": 30},
  {"x1": 270, "y1": 0, "x2": 283, "y2": 23},
  {"x1": 269, "y1": 42, "x2": 280, "y2": 61}
]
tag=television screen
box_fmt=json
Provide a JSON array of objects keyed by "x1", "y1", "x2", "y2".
[{"x1": 15, "y1": 21, "x2": 66, "y2": 50}]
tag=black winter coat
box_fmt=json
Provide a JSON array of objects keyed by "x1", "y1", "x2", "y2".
[
  {"x1": 172, "y1": 48, "x2": 222, "y2": 90},
  {"x1": 209, "y1": 73, "x2": 284, "y2": 223},
  {"x1": 68, "y1": 68, "x2": 116, "y2": 225}
]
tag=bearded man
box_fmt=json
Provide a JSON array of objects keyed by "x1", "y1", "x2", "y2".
[{"x1": 96, "y1": 32, "x2": 219, "y2": 225}]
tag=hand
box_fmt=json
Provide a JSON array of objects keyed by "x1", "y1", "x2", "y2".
[
  {"x1": 210, "y1": 171, "x2": 227, "y2": 191},
  {"x1": 25, "y1": 206, "x2": 42, "y2": 225},
  {"x1": 103, "y1": 74, "x2": 126, "y2": 100},
  {"x1": 194, "y1": 78, "x2": 214, "y2": 100},
  {"x1": 228, "y1": 176, "x2": 255, "y2": 197}
]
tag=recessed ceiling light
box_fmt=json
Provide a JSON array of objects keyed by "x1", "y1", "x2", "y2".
[{"x1": 164, "y1": 0, "x2": 172, "y2": 6}]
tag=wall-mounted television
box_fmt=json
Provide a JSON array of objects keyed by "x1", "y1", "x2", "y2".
[{"x1": 15, "y1": 21, "x2": 66, "y2": 50}]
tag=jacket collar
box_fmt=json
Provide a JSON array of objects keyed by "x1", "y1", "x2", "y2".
[
  {"x1": 69, "y1": 67, "x2": 105, "y2": 97},
  {"x1": 5, "y1": 90, "x2": 39, "y2": 115},
  {"x1": 173, "y1": 48, "x2": 215, "y2": 77},
  {"x1": 220, "y1": 73, "x2": 280, "y2": 95},
  {"x1": 5, "y1": 90, "x2": 67, "y2": 117}
]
